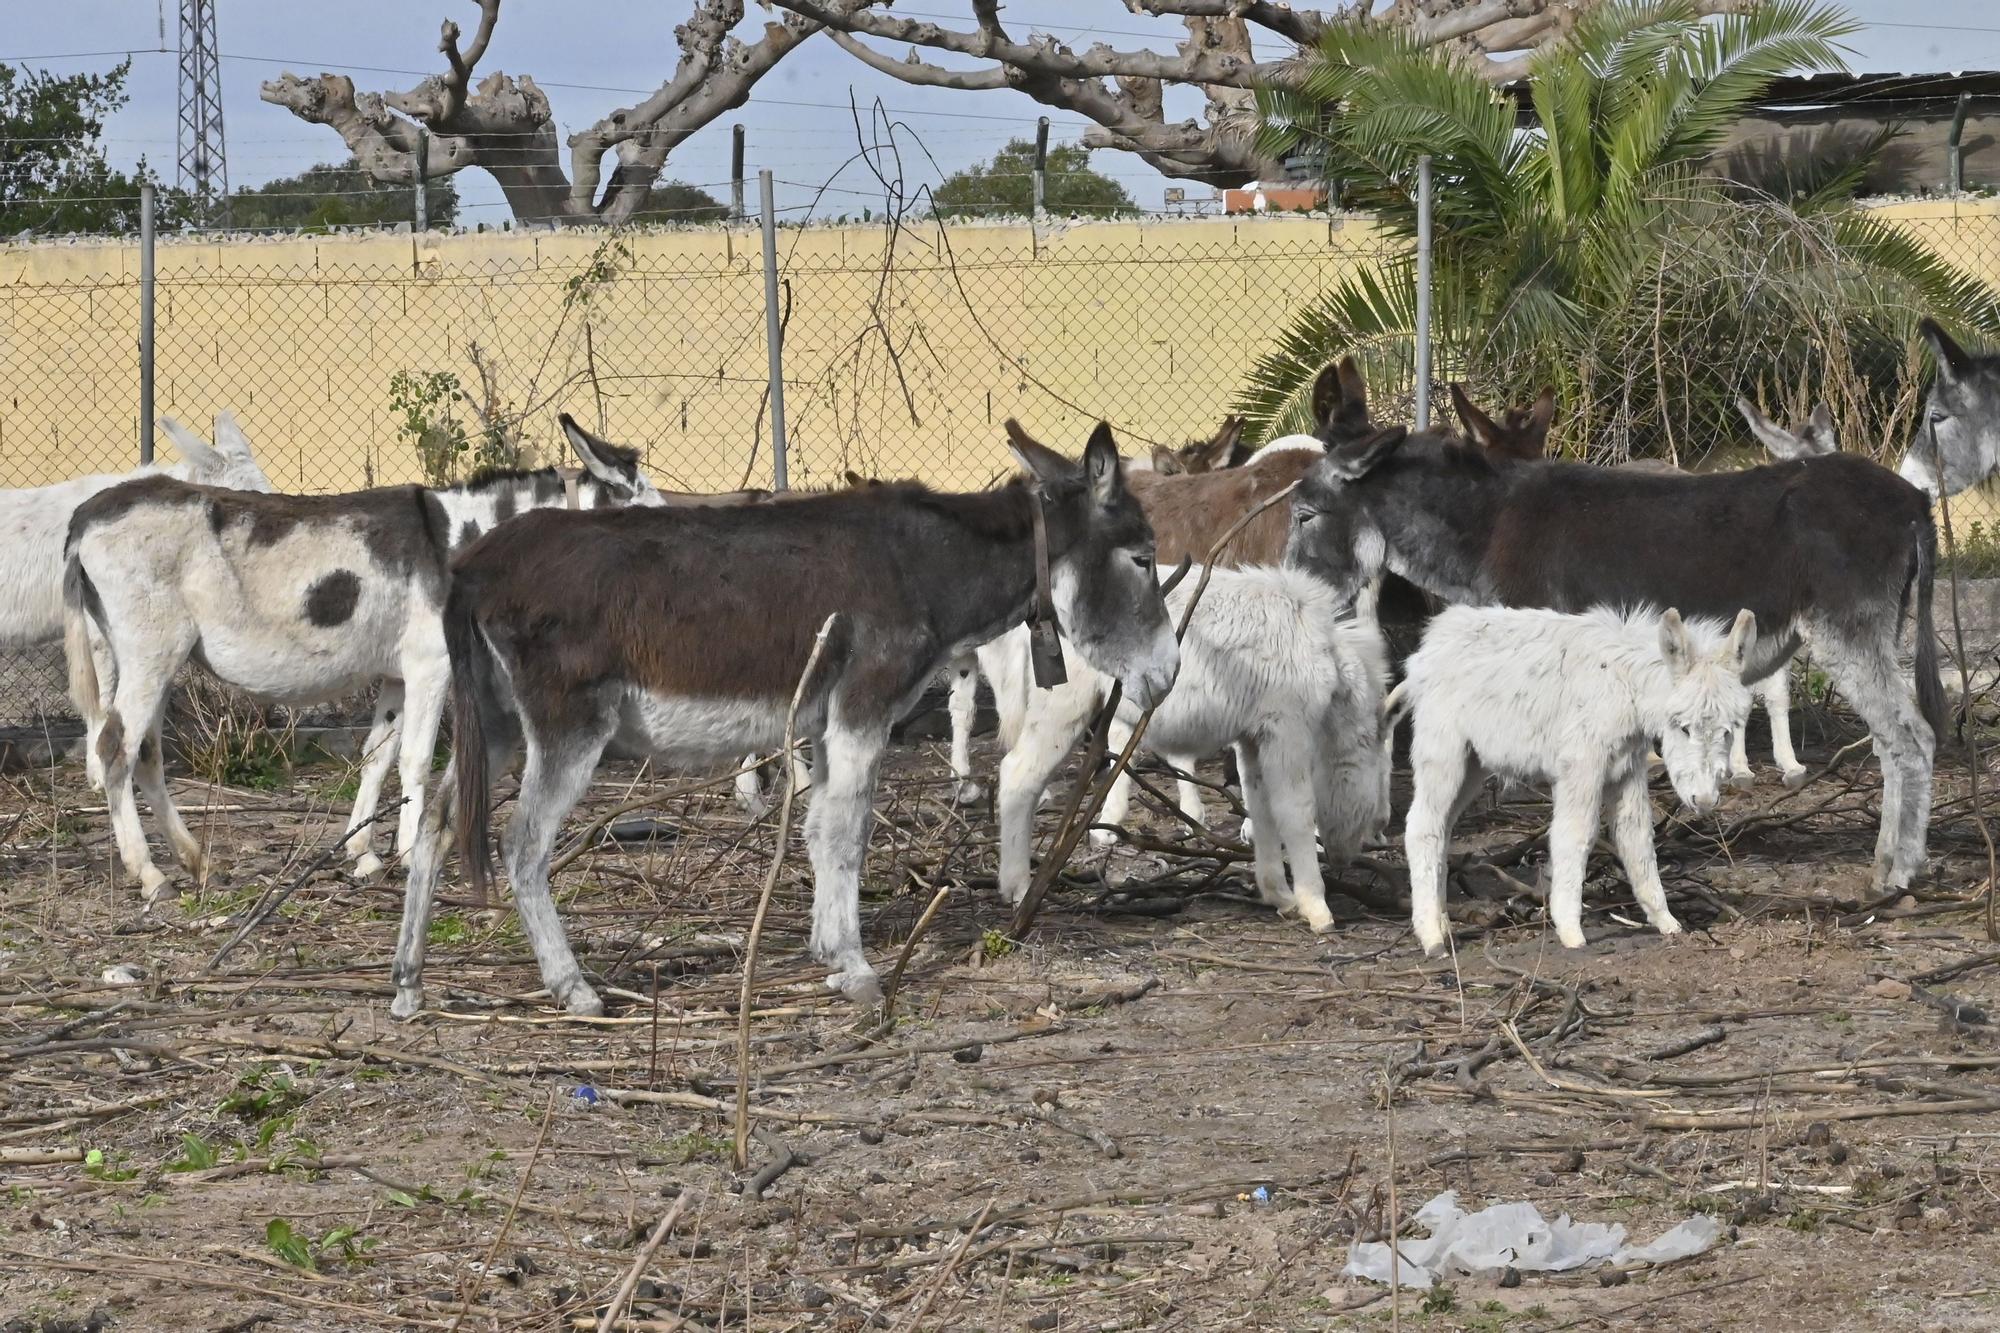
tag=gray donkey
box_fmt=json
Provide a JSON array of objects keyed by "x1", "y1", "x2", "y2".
[
  {"x1": 63, "y1": 416, "x2": 663, "y2": 900},
  {"x1": 390, "y1": 424, "x2": 1181, "y2": 1019}
]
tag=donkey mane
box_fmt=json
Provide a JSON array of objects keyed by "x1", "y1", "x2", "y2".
[{"x1": 449, "y1": 465, "x2": 565, "y2": 494}]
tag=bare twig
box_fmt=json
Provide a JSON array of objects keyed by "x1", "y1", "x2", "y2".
[
  {"x1": 735, "y1": 612, "x2": 840, "y2": 1170},
  {"x1": 596, "y1": 1193, "x2": 694, "y2": 1333}
]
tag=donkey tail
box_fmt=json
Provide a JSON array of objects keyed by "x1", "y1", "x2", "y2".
[
  {"x1": 1381, "y1": 678, "x2": 1410, "y2": 725},
  {"x1": 1914, "y1": 515, "x2": 1948, "y2": 741},
  {"x1": 62, "y1": 554, "x2": 107, "y2": 735},
  {"x1": 444, "y1": 580, "x2": 500, "y2": 905}
]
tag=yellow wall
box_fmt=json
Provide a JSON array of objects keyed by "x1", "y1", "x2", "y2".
[{"x1": 0, "y1": 214, "x2": 1392, "y2": 496}]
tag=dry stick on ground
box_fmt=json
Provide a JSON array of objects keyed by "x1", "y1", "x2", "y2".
[
  {"x1": 882, "y1": 881, "x2": 952, "y2": 1013},
  {"x1": 1009, "y1": 481, "x2": 1301, "y2": 938},
  {"x1": 203, "y1": 798, "x2": 408, "y2": 972},
  {"x1": 449, "y1": 1086, "x2": 558, "y2": 1333},
  {"x1": 597, "y1": 1192, "x2": 694, "y2": 1333},
  {"x1": 735, "y1": 612, "x2": 840, "y2": 1171},
  {"x1": 1938, "y1": 493, "x2": 1998, "y2": 940}
]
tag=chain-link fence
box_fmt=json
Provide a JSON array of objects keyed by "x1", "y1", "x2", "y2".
[
  {"x1": 7, "y1": 196, "x2": 2000, "y2": 728},
  {"x1": 0, "y1": 210, "x2": 1402, "y2": 726}
]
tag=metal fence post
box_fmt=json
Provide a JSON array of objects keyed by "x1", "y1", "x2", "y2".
[
  {"x1": 759, "y1": 169, "x2": 789, "y2": 491},
  {"x1": 415, "y1": 128, "x2": 429, "y2": 231},
  {"x1": 731, "y1": 125, "x2": 746, "y2": 223},
  {"x1": 139, "y1": 180, "x2": 156, "y2": 464},
  {"x1": 1414, "y1": 154, "x2": 1433, "y2": 432},
  {"x1": 1032, "y1": 117, "x2": 1050, "y2": 222}
]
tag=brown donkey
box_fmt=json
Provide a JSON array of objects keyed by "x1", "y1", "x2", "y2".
[{"x1": 392, "y1": 425, "x2": 1180, "y2": 1018}]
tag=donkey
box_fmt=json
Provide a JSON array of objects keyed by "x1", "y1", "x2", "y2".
[
  {"x1": 1136, "y1": 416, "x2": 1250, "y2": 476},
  {"x1": 389, "y1": 423, "x2": 1180, "y2": 1019},
  {"x1": 63, "y1": 415, "x2": 663, "y2": 898},
  {"x1": 1286, "y1": 417, "x2": 1945, "y2": 895},
  {"x1": 984, "y1": 564, "x2": 1390, "y2": 932},
  {"x1": 2, "y1": 413, "x2": 272, "y2": 652},
  {"x1": 1899, "y1": 318, "x2": 2000, "y2": 497},
  {"x1": 1447, "y1": 384, "x2": 1558, "y2": 463},
  {"x1": 1394, "y1": 605, "x2": 1755, "y2": 953}
]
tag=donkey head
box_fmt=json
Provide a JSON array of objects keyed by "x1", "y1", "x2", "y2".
[
  {"x1": 158, "y1": 411, "x2": 276, "y2": 493},
  {"x1": 1284, "y1": 424, "x2": 1413, "y2": 600},
  {"x1": 1148, "y1": 416, "x2": 1247, "y2": 476},
  {"x1": 1737, "y1": 397, "x2": 1836, "y2": 461},
  {"x1": 558, "y1": 414, "x2": 667, "y2": 507},
  {"x1": 1903, "y1": 319, "x2": 2000, "y2": 497},
  {"x1": 1309, "y1": 356, "x2": 1375, "y2": 445},
  {"x1": 1449, "y1": 384, "x2": 1557, "y2": 462},
  {"x1": 1656, "y1": 608, "x2": 1756, "y2": 816},
  {"x1": 1004, "y1": 420, "x2": 1180, "y2": 709}
]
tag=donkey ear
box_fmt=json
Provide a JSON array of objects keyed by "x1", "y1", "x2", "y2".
[
  {"x1": 211, "y1": 410, "x2": 257, "y2": 461},
  {"x1": 1449, "y1": 383, "x2": 1498, "y2": 448},
  {"x1": 1737, "y1": 396, "x2": 1810, "y2": 461},
  {"x1": 1308, "y1": 362, "x2": 1344, "y2": 433},
  {"x1": 1658, "y1": 608, "x2": 1693, "y2": 678},
  {"x1": 1003, "y1": 419, "x2": 1075, "y2": 490},
  {"x1": 1524, "y1": 387, "x2": 1557, "y2": 442},
  {"x1": 1724, "y1": 608, "x2": 1758, "y2": 674},
  {"x1": 158, "y1": 417, "x2": 221, "y2": 473},
  {"x1": 843, "y1": 469, "x2": 868, "y2": 488},
  {"x1": 1083, "y1": 421, "x2": 1123, "y2": 504},
  {"x1": 1920, "y1": 318, "x2": 1974, "y2": 380},
  {"x1": 561, "y1": 412, "x2": 642, "y2": 484},
  {"x1": 1195, "y1": 415, "x2": 1244, "y2": 470},
  {"x1": 1148, "y1": 444, "x2": 1182, "y2": 475},
  {"x1": 1324, "y1": 425, "x2": 1408, "y2": 482},
  {"x1": 1801, "y1": 402, "x2": 1838, "y2": 455}
]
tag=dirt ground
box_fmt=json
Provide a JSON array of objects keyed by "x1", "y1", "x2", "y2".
[{"x1": 5, "y1": 706, "x2": 2000, "y2": 1333}]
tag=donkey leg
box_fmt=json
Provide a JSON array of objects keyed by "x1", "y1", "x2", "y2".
[
  {"x1": 996, "y1": 686, "x2": 1093, "y2": 903},
  {"x1": 1087, "y1": 717, "x2": 1138, "y2": 848},
  {"x1": 1763, "y1": 665, "x2": 1809, "y2": 789},
  {"x1": 1608, "y1": 763, "x2": 1679, "y2": 937},
  {"x1": 1255, "y1": 734, "x2": 1335, "y2": 934},
  {"x1": 83, "y1": 634, "x2": 117, "y2": 792},
  {"x1": 507, "y1": 724, "x2": 616, "y2": 1017},
  {"x1": 948, "y1": 655, "x2": 983, "y2": 804},
  {"x1": 733, "y1": 757, "x2": 770, "y2": 820},
  {"x1": 1547, "y1": 772, "x2": 1606, "y2": 950},
  {"x1": 1236, "y1": 739, "x2": 1297, "y2": 914},
  {"x1": 133, "y1": 723, "x2": 205, "y2": 881},
  {"x1": 1171, "y1": 755, "x2": 1210, "y2": 827},
  {"x1": 805, "y1": 719, "x2": 889, "y2": 1004},
  {"x1": 1820, "y1": 633, "x2": 1925, "y2": 890},
  {"x1": 393, "y1": 641, "x2": 452, "y2": 872},
  {"x1": 391, "y1": 754, "x2": 454, "y2": 1020},
  {"x1": 344, "y1": 681, "x2": 404, "y2": 878},
  {"x1": 1728, "y1": 703, "x2": 1755, "y2": 786},
  {"x1": 99, "y1": 660, "x2": 178, "y2": 903},
  {"x1": 1405, "y1": 741, "x2": 1470, "y2": 956}
]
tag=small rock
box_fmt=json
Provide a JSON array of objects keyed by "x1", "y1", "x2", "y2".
[
  {"x1": 866, "y1": 1170, "x2": 890, "y2": 1185},
  {"x1": 1499, "y1": 1266, "x2": 1521, "y2": 1288},
  {"x1": 1828, "y1": 1143, "x2": 1850, "y2": 1165},
  {"x1": 635, "y1": 1279, "x2": 665, "y2": 1300},
  {"x1": 1868, "y1": 978, "x2": 1913, "y2": 1001},
  {"x1": 858, "y1": 1126, "x2": 885, "y2": 1146},
  {"x1": 1804, "y1": 1122, "x2": 1832, "y2": 1147},
  {"x1": 1029, "y1": 1312, "x2": 1062, "y2": 1330},
  {"x1": 1019, "y1": 1148, "x2": 1041, "y2": 1164},
  {"x1": 100, "y1": 964, "x2": 143, "y2": 986},
  {"x1": 800, "y1": 1284, "x2": 833, "y2": 1309},
  {"x1": 1556, "y1": 1149, "x2": 1585, "y2": 1173},
  {"x1": 952, "y1": 1044, "x2": 984, "y2": 1064},
  {"x1": 1598, "y1": 1268, "x2": 1630, "y2": 1288}
]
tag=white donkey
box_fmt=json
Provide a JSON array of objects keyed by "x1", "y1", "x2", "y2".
[
  {"x1": 1394, "y1": 605, "x2": 1755, "y2": 955},
  {"x1": 1, "y1": 413, "x2": 272, "y2": 653},
  {"x1": 988, "y1": 565, "x2": 1391, "y2": 933},
  {"x1": 63, "y1": 415, "x2": 663, "y2": 898}
]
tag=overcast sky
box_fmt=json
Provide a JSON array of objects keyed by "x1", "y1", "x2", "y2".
[{"x1": 8, "y1": 0, "x2": 2000, "y2": 224}]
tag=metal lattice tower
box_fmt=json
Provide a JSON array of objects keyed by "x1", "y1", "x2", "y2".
[{"x1": 176, "y1": 0, "x2": 229, "y2": 225}]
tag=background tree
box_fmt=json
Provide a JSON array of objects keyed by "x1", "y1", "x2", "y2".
[
  {"x1": 262, "y1": 0, "x2": 1761, "y2": 222},
  {"x1": 933, "y1": 140, "x2": 1137, "y2": 217},
  {"x1": 1238, "y1": 0, "x2": 2000, "y2": 465},
  {"x1": 628, "y1": 180, "x2": 730, "y2": 224},
  {"x1": 0, "y1": 61, "x2": 181, "y2": 235},
  {"x1": 231, "y1": 159, "x2": 462, "y2": 230}
]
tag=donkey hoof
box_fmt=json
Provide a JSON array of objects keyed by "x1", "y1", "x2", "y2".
[
  {"x1": 1304, "y1": 911, "x2": 1336, "y2": 935},
  {"x1": 827, "y1": 968, "x2": 883, "y2": 1008},
  {"x1": 1781, "y1": 766, "x2": 1810, "y2": 790},
  {"x1": 560, "y1": 986, "x2": 606, "y2": 1019},
  {"x1": 1240, "y1": 817, "x2": 1257, "y2": 843},
  {"x1": 139, "y1": 867, "x2": 172, "y2": 903},
  {"x1": 352, "y1": 852, "x2": 386, "y2": 880},
  {"x1": 1726, "y1": 769, "x2": 1756, "y2": 790},
  {"x1": 1654, "y1": 915, "x2": 1684, "y2": 938},
  {"x1": 952, "y1": 779, "x2": 985, "y2": 806},
  {"x1": 1415, "y1": 934, "x2": 1446, "y2": 958},
  {"x1": 1087, "y1": 827, "x2": 1118, "y2": 850},
  {"x1": 390, "y1": 988, "x2": 426, "y2": 1021},
  {"x1": 1556, "y1": 929, "x2": 1590, "y2": 950}
]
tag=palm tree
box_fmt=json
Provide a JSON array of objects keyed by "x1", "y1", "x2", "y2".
[{"x1": 1241, "y1": 0, "x2": 2000, "y2": 463}]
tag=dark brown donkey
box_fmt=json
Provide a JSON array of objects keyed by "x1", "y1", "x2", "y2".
[
  {"x1": 1287, "y1": 423, "x2": 1945, "y2": 896},
  {"x1": 390, "y1": 426, "x2": 1181, "y2": 1018}
]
